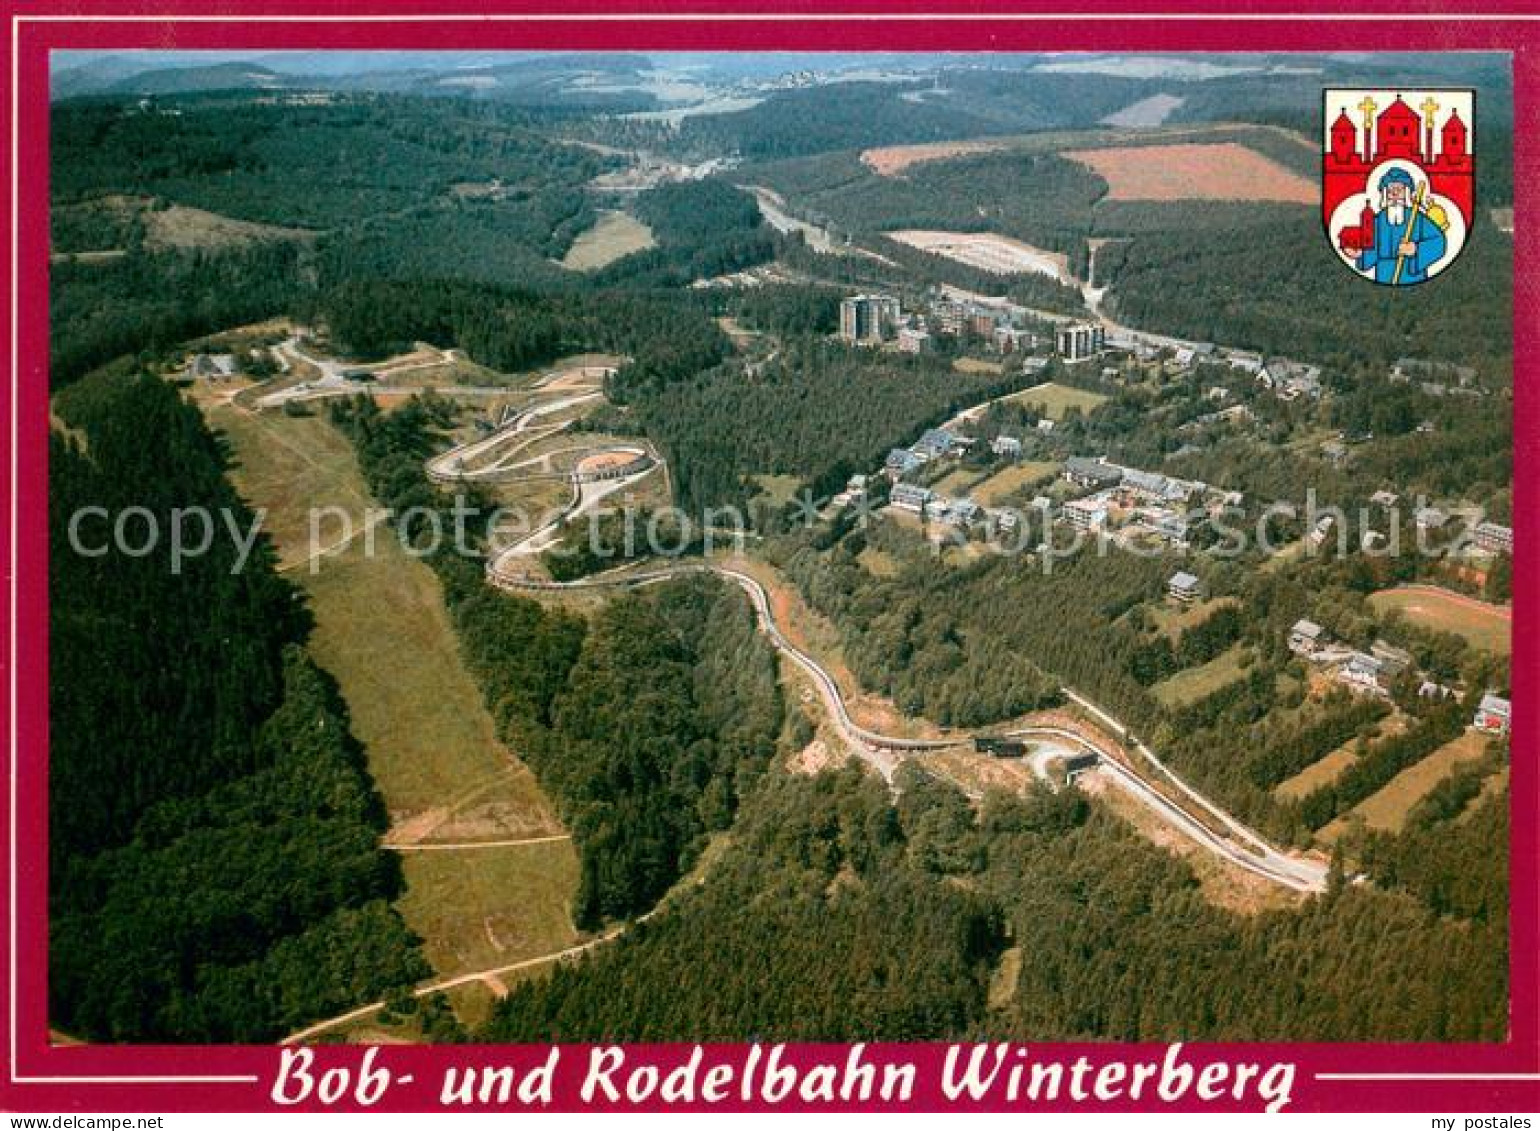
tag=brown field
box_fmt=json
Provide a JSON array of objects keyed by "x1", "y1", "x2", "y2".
[
  {"x1": 1319, "y1": 730, "x2": 1493, "y2": 841},
  {"x1": 201, "y1": 403, "x2": 578, "y2": 1019},
  {"x1": 1061, "y1": 142, "x2": 1316, "y2": 203},
  {"x1": 1368, "y1": 586, "x2": 1511, "y2": 657},
  {"x1": 886, "y1": 230, "x2": 1073, "y2": 282},
  {"x1": 971, "y1": 461, "x2": 1061, "y2": 506},
  {"x1": 576, "y1": 449, "x2": 641, "y2": 473},
  {"x1": 57, "y1": 194, "x2": 317, "y2": 254},
  {"x1": 1147, "y1": 596, "x2": 1238, "y2": 640},
  {"x1": 861, "y1": 138, "x2": 1013, "y2": 176},
  {"x1": 1275, "y1": 745, "x2": 1360, "y2": 802}
]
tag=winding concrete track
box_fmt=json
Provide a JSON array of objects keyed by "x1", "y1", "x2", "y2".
[
  {"x1": 447, "y1": 389, "x2": 1326, "y2": 894},
  {"x1": 280, "y1": 355, "x2": 1328, "y2": 1046}
]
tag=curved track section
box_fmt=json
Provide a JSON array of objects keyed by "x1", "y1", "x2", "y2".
[{"x1": 426, "y1": 388, "x2": 1326, "y2": 894}]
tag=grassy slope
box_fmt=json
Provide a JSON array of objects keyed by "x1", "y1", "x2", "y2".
[{"x1": 202, "y1": 399, "x2": 580, "y2": 1002}]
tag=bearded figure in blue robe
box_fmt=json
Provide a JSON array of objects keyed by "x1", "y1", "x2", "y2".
[{"x1": 1355, "y1": 167, "x2": 1447, "y2": 285}]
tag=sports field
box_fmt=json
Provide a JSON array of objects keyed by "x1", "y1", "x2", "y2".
[{"x1": 1368, "y1": 586, "x2": 1511, "y2": 656}]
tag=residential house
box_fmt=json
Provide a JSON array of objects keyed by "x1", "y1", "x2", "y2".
[
  {"x1": 1474, "y1": 693, "x2": 1512, "y2": 737},
  {"x1": 1288, "y1": 618, "x2": 1327, "y2": 656},
  {"x1": 1370, "y1": 489, "x2": 1400, "y2": 508},
  {"x1": 991, "y1": 435, "x2": 1023, "y2": 458},
  {"x1": 889, "y1": 483, "x2": 932, "y2": 513},
  {"x1": 1167, "y1": 571, "x2": 1201, "y2": 604},
  {"x1": 1473, "y1": 521, "x2": 1514, "y2": 555}
]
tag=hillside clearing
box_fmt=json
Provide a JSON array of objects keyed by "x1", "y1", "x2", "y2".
[
  {"x1": 1000, "y1": 382, "x2": 1109, "y2": 420},
  {"x1": 560, "y1": 210, "x2": 656, "y2": 271},
  {"x1": 1368, "y1": 586, "x2": 1511, "y2": 656},
  {"x1": 1061, "y1": 142, "x2": 1316, "y2": 203}
]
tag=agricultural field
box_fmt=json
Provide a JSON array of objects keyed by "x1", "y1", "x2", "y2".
[
  {"x1": 1368, "y1": 586, "x2": 1512, "y2": 656},
  {"x1": 1150, "y1": 645, "x2": 1250, "y2": 708},
  {"x1": 860, "y1": 138, "x2": 1014, "y2": 176},
  {"x1": 1061, "y1": 142, "x2": 1316, "y2": 203},
  {"x1": 1002, "y1": 381, "x2": 1110, "y2": 420},
  {"x1": 559, "y1": 210, "x2": 656, "y2": 271},
  {"x1": 970, "y1": 461, "x2": 1061, "y2": 505},
  {"x1": 1318, "y1": 730, "x2": 1495, "y2": 841}
]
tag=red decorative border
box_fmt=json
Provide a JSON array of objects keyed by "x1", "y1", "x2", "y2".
[{"x1": 4, "y1": 1, "x2": 1536, "y2": 1113}]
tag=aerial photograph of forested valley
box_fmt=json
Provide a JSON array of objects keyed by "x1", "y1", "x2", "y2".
[{"x1": 47, "y1": 49, "x2": 1513, "y2": 1046}]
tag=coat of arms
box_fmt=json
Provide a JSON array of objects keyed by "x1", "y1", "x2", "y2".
[{"x1": 1323, "y1": 88, "x2": 1474, "y2": 285}]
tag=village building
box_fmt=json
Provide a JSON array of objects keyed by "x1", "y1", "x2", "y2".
[
  {"x1": 1288, "y1": 618, "x2": 1327, "y2": 656},
  {"x1": 1056, "y1": 322, "x2": 1106, "y2": 362},
  {"x1": 1474, "y1": 692, "x2": 1511, "y2": 737},
  {"x1": 1473, "y1": 520, "x2": 1513, "y2": 555},
  {"x1": 897, "y1": 325, "x2": 932, "y2": 354},
  {"x1": 839, "y1": 293, "x2": 901, "y2": 345},
  {"x1": 1257, "y1": 358, "x2": 1323, "y2": 400},
  {"x1": 913, "y1": 428, "x2": 957, "y2": 461},
  {"x1": 1370, "y1": 639, "x2": 1414, "y2": 679},
  {"x1": 1167, "y1": 571, "x2": 1201, "y2": 604},
  {"x1": 1063, "y1": 456, "x2": 1123, "y2": 490},
  {"x1": 889, "y1": 483, "x2": 932, "y2": 513},
  {"x1": 1063, "y1": 498, "x2": 1109, "y2": 532},
  {"x1": 1414, "y1": 505, "x2": 1450, "y2": 531},
  {"x1": 185, "y1": 352, "x2": 237, "y2": 380},
  {"x1": 1370, "y1": 489, "x2": 1400, "y2": 508},
  {"x1": 991, "y1": 435, "x2": 1023, "y2": 458},
  {"x1": 884, "y1": 448, "x2": 923, "y2": 477},
  {"x1": 1338, "y1": 652, "x2": 1388, "y2": 695}
]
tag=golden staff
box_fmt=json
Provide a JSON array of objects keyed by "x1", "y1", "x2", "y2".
[{"x1": 1391, "y1": 180, "x2": 1428, "y2": 285}]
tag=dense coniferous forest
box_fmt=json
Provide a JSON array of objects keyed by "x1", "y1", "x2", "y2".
[
  {"x1": 47, "y1": 57, "x2": 1514, "y2": 1047},
  {"x1": 637, "y1": 341, "x2": 1031, "y2": 514},
  {"x1": 50, "y1": 371, "x2": 427, "y2": 1041},
  {"x1": 484, "y1": 766, "x2": 1005, "y2": 1040},
  {"x1": 486, "y1": 758, "x2": 1506, "y2": 1042}
]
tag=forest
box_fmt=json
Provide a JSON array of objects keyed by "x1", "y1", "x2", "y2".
[
  {"x1": 486, "y1": 753, "x2": 1506, "y2": 1043},
  {"x1": 50, "y1": 370, "x2": 427, "y2": 1041},
  {"x1": 635, "y1": 339, "x2": 1032, "y2": 515},
  {"x1": 45, "y1": 68, "x2": 1515, "y2": 1047}
]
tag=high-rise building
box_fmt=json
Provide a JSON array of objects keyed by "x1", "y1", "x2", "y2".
[
  {"x1": 839, "y1": 294, "x2": 901, "y2": 344},
  {"x1": 1056, "y1": 322, "x2": 1106, "y2": 361}
]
